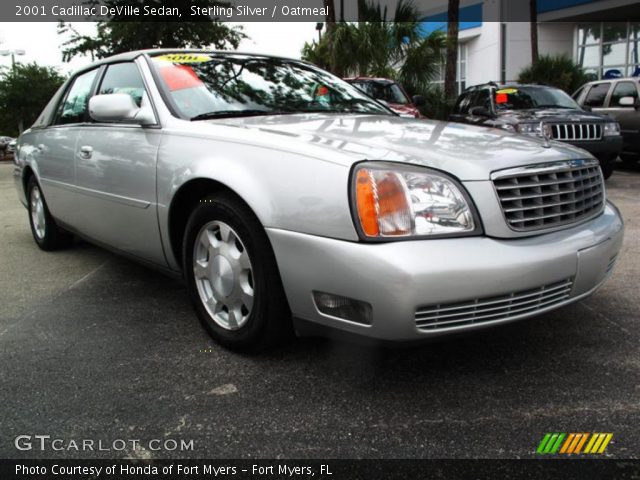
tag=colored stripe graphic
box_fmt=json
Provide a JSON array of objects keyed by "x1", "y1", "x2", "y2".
[
  {"x1": 537, "y1": 433, "x2": 565, "y2": 454},
  {"x1": 584, "y1": 433, "x2": 613, "y2": 454},
  {"x1": 573, "y1": 433, "x2": 589, "y2": 454},
  {"x1": 537, "y1": 433, "x2": 612, "y2": 455}
]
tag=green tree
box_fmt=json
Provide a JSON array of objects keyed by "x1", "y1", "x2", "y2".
[
  {"x1": 58, "y1": 0, "x2": 245, "y2": 62},
  {"x1": 302, "y1": 0, "x2": 444, "y2": 95},
  {"x1": 0, "y1": 63, "x2": 65, "y2": 136},
  {"x1": 517, "y1": 54, "x2": 588, "y2": 94}
]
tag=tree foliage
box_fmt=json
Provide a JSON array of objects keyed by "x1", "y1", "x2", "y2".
[
  {"x1": 58, "y1": 0, "x2": 245, "y2": 62},
  {"x1": 0, "y1": 63, "x2": 66, "y2": 136},
  {"x1": 517, "y1": 54, "x2": 588, "y2": 94},
  {"x1": 302, "y1": 0, "x2": 445, "y2": 95}
]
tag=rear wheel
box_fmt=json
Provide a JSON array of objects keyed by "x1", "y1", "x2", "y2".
[
  {"x1": 182, "y1": 194, "x2": 291, "y2": 351},
  {"x1": 27, "y1": 176, "x2": 73, "y2": 251}
]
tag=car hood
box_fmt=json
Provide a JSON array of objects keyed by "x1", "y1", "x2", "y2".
[
  {"x1": 199, "y1": 113, "x2": 589, "y2": 181},
  {"x1": 498, "y1": 108, "x2": 611, "y2": 124}
]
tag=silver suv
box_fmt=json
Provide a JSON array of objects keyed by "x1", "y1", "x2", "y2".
[
  {"x1": 13, "y1": 50, "x2": 624, "y2": 350},
  {"x1": 574, "y1": 77, "x2": 640, "y2": 166}
]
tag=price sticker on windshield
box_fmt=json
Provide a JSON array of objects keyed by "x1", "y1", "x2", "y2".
[{"x1": 156, "y1": 54, "x2": 212, "y2": 63}]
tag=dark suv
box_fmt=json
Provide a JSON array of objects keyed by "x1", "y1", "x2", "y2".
[
  {"x1": 450, "y1": 83, "x2": 623, "y2": 178},
  {"x1": 573, "y1": 77, "x2": 640, "y2": 166}
]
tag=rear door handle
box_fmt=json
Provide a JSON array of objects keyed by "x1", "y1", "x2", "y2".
[{"x1": 79, "y1": 146, "x2": 93, "y2": 159}]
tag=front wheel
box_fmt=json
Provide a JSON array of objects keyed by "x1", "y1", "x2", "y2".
[
  {"x1": 597, "y1": 155, "x2": 616, "y2": 180},
  {"x1": 182, "y1": 194, "x2": 291, "y2": 351},
  {"x1": 27, "y1": 176, "x2": 73, "y2": 251}
]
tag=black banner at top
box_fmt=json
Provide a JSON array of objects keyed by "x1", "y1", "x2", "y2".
[{"x1": 3, "y1": 0, "x2": 640, "y2": 23}]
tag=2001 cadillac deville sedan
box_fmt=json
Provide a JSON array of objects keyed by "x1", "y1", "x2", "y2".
[{"x1": 14, "y1": 49, "x2": 624, "y2": 350}]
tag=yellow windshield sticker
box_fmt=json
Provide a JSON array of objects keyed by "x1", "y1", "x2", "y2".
[
  {"x1": 496, "y1": 88, "x2": 518, "y2": 94},
  {"x1": 156, "y1": 54, "x2": 212, "y2": 63}
]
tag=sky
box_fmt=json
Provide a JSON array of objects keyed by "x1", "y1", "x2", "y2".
[{"x1": 0, "y1": 22, "x2": 318, "y2": 73}]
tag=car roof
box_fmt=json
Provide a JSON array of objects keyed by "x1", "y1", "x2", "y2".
[
  {"x1": 582, "y1": 77, "x2": 640, "y2": 85},
  {"x1": 344, "y1": 77, "x2": 396, "y2": 85},
  {"x1": 71, "y1": 48, "x2": 308, "y2": 76},
  {"x1": 464, "y1": 82, "x2": 561, "y2": 92}
]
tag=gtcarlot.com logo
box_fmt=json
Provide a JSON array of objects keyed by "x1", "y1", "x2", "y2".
[
  {"x1": 14, "y1": 435, "x2": 194, "y2": 452},
  {"x1": 536, "y1": 433, "x2": 613, "y2": 455}
]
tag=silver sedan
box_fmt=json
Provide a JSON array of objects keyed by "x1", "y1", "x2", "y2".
[{"x1": 13, "y1": 50, "x2": 624, "y2": 350}]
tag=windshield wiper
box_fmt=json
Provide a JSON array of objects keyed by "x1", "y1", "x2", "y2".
[{"x1": 190, "y1": 109, "x2": 289, "y2": 121}]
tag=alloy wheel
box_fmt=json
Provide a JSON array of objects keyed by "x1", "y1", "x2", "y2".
[{"x1": 193, "y1": 220, "x2": 254, "y2": 330}]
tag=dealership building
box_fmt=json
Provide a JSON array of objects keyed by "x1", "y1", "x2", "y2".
[{"x1": 413, "y1": 0, "x2": 639, "y2": 92}]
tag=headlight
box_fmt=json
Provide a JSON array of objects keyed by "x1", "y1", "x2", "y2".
[
  {"x1": 351, "y1": 162, "x2": 481, "y2": 240},
  {"x1": 501, "y1": 124, "x2": 517, "y2": 133},
  {"x1": 515, "y1": 123, "x2": 541, "y2": 135},
  {"x1": 603, "y1": 122, "x2": 620, "y2": 136}
]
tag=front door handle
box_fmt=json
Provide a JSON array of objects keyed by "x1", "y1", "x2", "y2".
[{"x1": 79, "y1": 146, "x2": 93, "y2": 160}]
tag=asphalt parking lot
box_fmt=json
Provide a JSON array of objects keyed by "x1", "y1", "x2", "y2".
[{"x1": 0, "y1": 161, "x2": 639, "y2": 460}]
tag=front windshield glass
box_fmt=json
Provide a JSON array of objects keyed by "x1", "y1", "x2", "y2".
[
  {"x1": 150, "y1": 53, "x2": 392, "y2": 119},
  {"x1": 494, "y1": 86, "x2": 580, "y2": 111},
  {"x1": 353, "y1": 81, "x2": 410, "y2": 105}
]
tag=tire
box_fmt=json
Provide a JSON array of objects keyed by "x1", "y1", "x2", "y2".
[
  {"x1": 27, "y1": 176, "x2": 73, "y2": 251},
  {"x1": 182, "y1": 193, "x2": 292, "y2": 351},
  {"x1": 597, "y1": 155, "x2": 616, "y2": 180}
]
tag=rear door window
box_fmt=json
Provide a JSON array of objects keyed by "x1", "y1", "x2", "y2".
[
  {"x1": 454, "y1": 92, "x2": 475, "y2": 114},
  {"x1": 471, "y1": 89, "x2": 491, "y2": 110},
  {"x1": 610, "y1": 81, "x2": 638, "y2": 106},
  {"x1": 583, "y1": 82, "x2": 611, "y2": 107},
  {"x1": 53, "y1": 69, "x2": 98, "y2": 125}
]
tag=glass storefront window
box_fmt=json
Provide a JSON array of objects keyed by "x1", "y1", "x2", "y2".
[
  {"x1": 578, "y1": 23, "x2": 600, "y2": 45},
  {"x1": 578, "y1": 45, "x2": 600, "y2": 67},
  {"x1": 576, "y1": 22, "x2": 640, "y2": 79},
  {"x1": 603, "y1": 42, "x2": 627, "y2": 66},
  {"x1": 603, "y1": 23, "x2": 628, "y2": 43}
]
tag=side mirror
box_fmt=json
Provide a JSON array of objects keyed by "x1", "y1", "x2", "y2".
[
  {"x1": 470, "y1": 106, "x2": 493, "y2": 117},
  {"x1": 619, "y1": 96, "x2": 636, "y2": 107},
  {"x1": 412, "y1": 94, "x2": 426, "y2": 107},
  {"x1": 89, "y1": 94, "x2": 155, "y2": 126}
]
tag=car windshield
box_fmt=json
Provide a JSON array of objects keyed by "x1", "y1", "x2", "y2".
[
  {"x1": 494, "y1": 86, "x2": 580, "y2": 111},
  {"x1": 353, "y1": 81, "x2": 410, "y2": 105},
  {"x1": 150, "y1": 53, "x2": 392, "y2": 119}
]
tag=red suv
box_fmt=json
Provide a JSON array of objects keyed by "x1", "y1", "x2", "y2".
[{"x1": 345, "y1": 77, "x2": 425, "y2": 118}]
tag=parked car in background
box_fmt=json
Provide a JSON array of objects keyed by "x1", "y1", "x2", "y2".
[
  {"x1": 14, "y1": 50, "x2": 623, "y2": 350},
  {"x1": 7, "y1": 140, "x2": 17, "y2": 158},
  {"x1": 345, "y1": 77, "x2": 425, "y2": 118},
  {"x1": 450, "y1": 83, "x2": 623, "y2": 179},
  {"x1": 573, "y1": 77, "x2": 640, "y2": 166},
  {"x1": 0, "y1": 136, "x2": 14, "y2": 160}
]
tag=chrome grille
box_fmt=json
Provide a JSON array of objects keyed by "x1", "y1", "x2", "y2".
[
  {"x1": 550, "y1": 123, "x2": 602, "y2": 141},
  {"x1": 415, "y1": 278, "x2": 573, "y2": 331},
  {"x1": 492, "y1": 160, "x2": 605, "y2": 232}
]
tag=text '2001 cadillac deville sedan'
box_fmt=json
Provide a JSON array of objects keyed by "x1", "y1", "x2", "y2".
[{"x1": 13, "y1": 50, "x2": 624, "y2": 350}]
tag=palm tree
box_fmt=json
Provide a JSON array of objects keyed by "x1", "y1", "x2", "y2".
[
  {"x1": 444, "y1": 0, "x2": 459, "y2": 99},
  {"x1": 304, "y1": 0, "x2": 445, "y2": 94},
  {"x1": 530, "y1": 0, "x2": 539, "y2": 63}
]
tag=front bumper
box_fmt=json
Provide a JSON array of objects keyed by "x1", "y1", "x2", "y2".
[
  {"x1": 267, "y1": 202, "x2": 624, "y2": 342},
  {"x1": 562, "y1": 135, "x2": 623, "y2": 157}
]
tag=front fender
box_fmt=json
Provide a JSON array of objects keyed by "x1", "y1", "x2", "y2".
[{"x1": 156, "y1": 132, "x2": 358, "y2": 270}]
